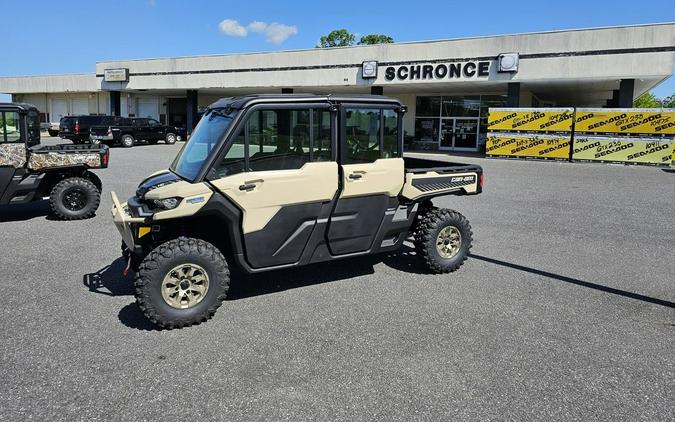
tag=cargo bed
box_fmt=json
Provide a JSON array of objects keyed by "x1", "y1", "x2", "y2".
[{"x1": 401, "y1": 156, "x2": 483, "y2": 200}]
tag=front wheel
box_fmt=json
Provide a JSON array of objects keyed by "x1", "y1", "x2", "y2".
[
  {"x1": 414, "y1": 208, "x2": 473, "y2": 274},
  {"x1": 49, "y1": 177, "x2": 101, "y2": 220},
  {"x1": 120, "y1": 134, "x2": 134, "y2": 148},
  {"x1": 165, "y1": 132, "x2": 177, "y2": 145},
  {"x1": 134, "y1": 237, "x2": 230, "y2": 329}
]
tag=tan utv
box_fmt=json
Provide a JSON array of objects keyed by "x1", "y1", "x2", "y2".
[
  {"x1": 111, "y1": 95, "x2": 483, "y2": 329},
  {"x1": 0, "y1": 103, "x2": 108, "y2": 220}
]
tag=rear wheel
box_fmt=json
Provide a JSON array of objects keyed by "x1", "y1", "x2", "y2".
[
  {"x1": 135, "y1": 237, "x2": 230, "y2": 329},
  {"x1": 48, "y1": 130, "x2": 58, "y2": 137},
  {"x1": 49, "y1": 177, "x2": 101, "y2": 220},
  {"x1": 120, "y1": 134, "x2": 134, "y2": 148},
  {"x1": 165, "y1": 132, "x2": 177, "y2": 145},
  {"x1": 414, "y1": 208, "x2": 472, "y2": 274}
]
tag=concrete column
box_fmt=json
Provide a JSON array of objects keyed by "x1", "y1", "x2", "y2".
[
  {"x1": 109, "y1": 91, "x2": 121, "y2": 116},
  {"x1": 186, "y1": 90, "x2": 198, "y2": 134},
  {"x1": 506, "y1": 83, "x2": 520, "y2": 107},
  {"x1": 618, "y1": 79, "x2": 634, "y2": 108},
  {"x1": 371, "y1": 86, "x2": 383, "y2": 96},
  {"x1": 281, "y1": 88, "x2": 294, "y2": 94},
  {"x1": 606, "y1": 90, "x2": 620, "y2": 108}
]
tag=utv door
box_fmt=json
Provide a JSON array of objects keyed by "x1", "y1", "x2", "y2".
[
  {"x1": 208, "y1": 105, "x2": 338, "y2": 268},
  {"x1": 326, "y1": 106, "x2": 404, "y2": 255},
  {"x1": 0, "y1": 110, "x2": 27, "y2": 203}
]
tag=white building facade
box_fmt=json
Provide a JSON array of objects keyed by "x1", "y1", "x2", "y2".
[{"x1": 2, "y1": 23, "x2": 674, "y2": 151}]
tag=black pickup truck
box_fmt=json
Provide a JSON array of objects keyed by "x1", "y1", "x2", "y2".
[
  {"x1": 1, "y1": 103, "x2": 109, "y2": 220},
  {"x1": 90, "y1": 117, "x2": 186, "y2": 148},
  {"x1": 59, "y1": 115, "x2": 111, "y2": 144}
]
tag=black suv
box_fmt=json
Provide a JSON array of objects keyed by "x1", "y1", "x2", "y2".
[{"x1": 59, "y1": 115, "x2": 111, "y2": 144}]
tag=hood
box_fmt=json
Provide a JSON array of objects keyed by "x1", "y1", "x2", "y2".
[{"x1": 135, "y1": 170, "x2": 181, "y2": 198}]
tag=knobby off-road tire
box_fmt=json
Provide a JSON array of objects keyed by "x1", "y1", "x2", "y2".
[
  {"x1": 120, "y1": 134, "x2": 134, "y2": 148},
  {"x1": 135, "y1": 237, "x2": 230, "y2": 329},
  {"x1": 414, "y1": 208, "x2": 473, "y2": 274},
  {"x1": 49, "y1": 177, "x2": 100, "y2": 220},
  {"x1": 410, "y1": 202, "x2": 437, "y2": 249}
]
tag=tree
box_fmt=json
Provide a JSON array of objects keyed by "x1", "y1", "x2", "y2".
[
  {"x1": 663, "y1": 94, "x2": 675, "y2": 108},
  {"x1": 633, "y1": 92, "x2": 661, "y2": 108},
  {"x1": 358, "y1": 34, "x2": 394, "y2": 45},
  {"x1": 317, "y1": 29, "x2": 356, "y2": 48}
]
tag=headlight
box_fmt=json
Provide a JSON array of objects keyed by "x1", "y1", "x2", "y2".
[{"x1": 152, "y1": 197, "x2": 181, "y2": 210}]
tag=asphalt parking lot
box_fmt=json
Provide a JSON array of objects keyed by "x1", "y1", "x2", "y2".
[{"x1": 1, "y1": 137, "x2": 673, "y2": 421}]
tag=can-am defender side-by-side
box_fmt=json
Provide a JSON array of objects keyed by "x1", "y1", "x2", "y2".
[
  {"x1": 0, "y1": 103, "x2": 109, "y2": 220},
  {"x1": 111, "y1": 95, "x2": 483, "y2": 329}
]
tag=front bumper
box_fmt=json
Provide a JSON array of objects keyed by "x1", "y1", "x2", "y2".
[{"x1": 111, "y1": 191, "x2": 146, "y2": 250}]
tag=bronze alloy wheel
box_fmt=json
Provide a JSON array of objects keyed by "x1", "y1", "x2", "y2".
[
  {"x1": 436, "y1": 226, "x2": 462, "y2": 259},
  {"x1": 161, "y1": 263, "x2": 210, "y2": 309}
]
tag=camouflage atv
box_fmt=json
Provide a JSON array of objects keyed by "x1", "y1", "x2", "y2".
[
  {"x1": 112, "y1": 94, "x2": 483, "y2": 329},
  {"x1": 0, "y1": 103, "x2": 109, "y2": 220}
]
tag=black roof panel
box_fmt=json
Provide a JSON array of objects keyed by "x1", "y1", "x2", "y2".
[
  {"x1": 209, "y1": 94, "x2": 402, "y2": 110},
  {"x1": 0, "y1": 102, "x2": 39, "y2": 112}
]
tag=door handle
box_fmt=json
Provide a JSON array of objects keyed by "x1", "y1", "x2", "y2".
[
  {"x1": 348, "y1": 173, "x2": 362, "y2": 180},
  {"x1": 239, "y1": 183, "x2": 256, "y2": 191},
  {"x1": 238, "y1": 179, "x2": 263, "y2": 191}
]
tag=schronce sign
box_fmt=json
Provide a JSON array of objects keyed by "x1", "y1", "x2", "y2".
[{"x1": 384, "y1": 61, "x2": 491, "y2": 81}]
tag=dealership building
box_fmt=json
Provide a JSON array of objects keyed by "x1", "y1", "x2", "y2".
[{"x1": 1, "y1": 23, "x2": 674, "y2": 152}]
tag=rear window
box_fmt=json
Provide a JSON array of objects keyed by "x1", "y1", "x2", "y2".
[
  {"x1": 60, "y1": 117, "x2": 75, "y2": 127},
  {"x1": 79, "y1": 116, "x2": 103, "y2": 125}
]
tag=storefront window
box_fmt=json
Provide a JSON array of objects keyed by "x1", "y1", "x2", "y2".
[
  {"x1": 413, "y1": 95, "x2": 508, "y2": 151},
  {"x1": 414, "y1": 118, "x2": 439, "y2": 143},
  {"x1": 415, "y1": 96, "x2": 441, "y2": 117},
  {"x1": 441, "y1": 96, "x2": 480, "y2": 117}
]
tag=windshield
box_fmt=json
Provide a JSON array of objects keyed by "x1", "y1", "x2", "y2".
[{"x1": 171, "y1": 108, "x2": 238, "y2": 181}]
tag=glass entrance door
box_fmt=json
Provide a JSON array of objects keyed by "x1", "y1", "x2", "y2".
[
  {"x1": 453, "y1": 118, "x2": 479, "y2": 150},
  {"x1": 439, "y1": 118, "x2": 479, "y2": 151},
  {"x1": 440, "y1": 119, "x2": 453, "y2": 149}
]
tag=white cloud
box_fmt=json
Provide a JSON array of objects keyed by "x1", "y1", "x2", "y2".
[
  {"x1": 248, "y1": 21, "x2": 268, "y2": 33},
  {"x1": 218, "y1": 19, "x2": 297, "y2": 44},
  {"x1": 218, "y1": 19, "x2": 248, "y2": 37},
  {"x1": 263, "y1": 22, "x2": 298, "y2": 44}
]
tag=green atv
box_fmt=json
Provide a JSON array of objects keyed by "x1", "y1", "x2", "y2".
[
  {"x1": 0, "y1": 103, "x2": 108, "y2": 220},
  {"x1": 112, "y1": 95, "x2": 483, "y2": 329}
]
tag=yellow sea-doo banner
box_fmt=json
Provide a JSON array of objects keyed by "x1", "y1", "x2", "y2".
[
  {"x1": 488, "y1": 108, "x2": 574, "y2": 132},
  {"x1": 486, "y1": 132, "x2": 571, "y2": 159}
]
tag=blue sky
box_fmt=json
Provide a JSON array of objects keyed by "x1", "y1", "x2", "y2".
[{"x1": 1, "y1": 0, "x2": 673, "y2": 101}]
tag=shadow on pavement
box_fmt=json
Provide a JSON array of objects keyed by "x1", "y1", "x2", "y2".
[
  {"x1": 380, "y1": 244, "x2": 430, "y2": 274},
  {"x1": 0, "y1": 200, "x2": 50, "y2": 222},
  {"x1": 83, "y1": 257, "x2": 135, "y2": 297},
  {"x1": 84, "y1": 255, "x2": 381, "y2": 329},
  {"x1": 227, "y1": 258, "x2": 377, "y2": 300},
  {"x1": 470, "y1": 253, "x2": 675, "y2": 309},
  {"x1": 117, "y1": 302, "x2": 158, "y2": 331},
  {"x1": 661, "y1": 168, "x2": 675, "y2": 173}
]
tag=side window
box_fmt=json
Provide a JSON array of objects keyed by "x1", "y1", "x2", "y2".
[
  {"x1": 149, "y1": 119, "x2": 160, "y2": 127},
  {"x1": 213, "y1": 130, "x2": 246, "y2": 177},
  {"x1": 0, "y1": 111, "x2": 22, "y2": 143},
  {"x1": 344, "y1": 108, "x2": 380, "y2": 164},
  {"x1": 247, "y1": 109, "x2": 310, "y2": 172},
  {"x1": 312, "y1": 109, "x2": 332, "y2": 162},
  {"x1": 382, "y1": 109, "x2": 400, "y2": 158}
]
